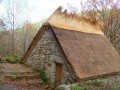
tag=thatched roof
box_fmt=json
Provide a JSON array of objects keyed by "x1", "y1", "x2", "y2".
[
  {"x1": 51, "y1": 26, "x2": 120, "y2": 80},
  {"x1": 47, "y1": 7, "x2": 104, "y2": 35},
  {"x1": 21, "y1": 7, "x2": 120, "y2": 80}
]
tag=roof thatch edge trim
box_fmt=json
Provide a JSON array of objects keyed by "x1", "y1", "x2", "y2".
[
  {"x1": 20, "y1": 23, "x2": 49, "y2": 64},
  {"x1": 47, "y1": 6, "x2": 104, "y2": 35}
]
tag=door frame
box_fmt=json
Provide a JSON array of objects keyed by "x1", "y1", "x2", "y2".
[{"x1": 55, "y1": 63, "x2": 63, "y2": 86}]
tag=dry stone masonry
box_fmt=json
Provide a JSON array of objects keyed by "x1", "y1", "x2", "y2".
[
  {"x1": 25, "y1": 29, "x2": 73, "y2": 85},
  {"x1": 25, "y1": 28, "x2": 120, "y2": 88}
]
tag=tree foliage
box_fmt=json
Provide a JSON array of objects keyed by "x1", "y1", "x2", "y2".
[{"x1": 80, "y1": 0, "x2": 120, "y2": 53}]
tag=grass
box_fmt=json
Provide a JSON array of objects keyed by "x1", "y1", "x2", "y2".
[
  {"x1": 0, "y1": 58, "x2": 5, "y2": 63},
  {"x1": 0, "y1": 76, "x2": 5, "y2": 85},
  {"x1": 116, "y1": 86, "x2": 120, "y2": 90},
  {"x1": 5, "y1": 75, "x2": 29, "y2": 81},
  {"x1": 9, "y1": 72, "x2": 17, "y2": 75},
  {"x1": 86, "y1": 80, "x2": 103, "y2": 86},
  {"x1": 71, "y1": 86, "x2": 89, "y2": 90},
  {"x1": 71, "y1": 86, "x2": 83, "y2": 90},
  {"x1": 0, "y1": 66, "x2": 4, "y2": 70},
  {"x1": 117, "y1": 72, "x2": 120, "y2": 76},
  {"x1": 0, "y1": 80, "x2": 5, "y2": 85},
  {"x1": 5, "y1": 54, "x2": 20, "y2": 64},
  {"x1": 5, "y1": 75, "x2": 18, "y2": 80}
]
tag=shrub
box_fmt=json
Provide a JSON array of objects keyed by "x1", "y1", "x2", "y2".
[
  {"x1": 6, "y1": 54, "x2": 19, "y2": 64},
  {"x1": 83, "y1": 87, "x2": 89, "y2": 90},
  {"x1": 40, "y1": 67, "x2": 48, "y2": 83}
]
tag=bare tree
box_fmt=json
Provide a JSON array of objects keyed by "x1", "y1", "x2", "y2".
[
  {"x1": 19, "y1": 20, "x2": 37, "y2": 54},
  {"x1": 0, "y1": 30, "x2": 11, "y2": 56},
  {"x1": 5, "y1": 0, "x2": 26, "y2": 54},
  {"x1": 0, "y1": 0, "x2": 2, "y2": 4},
  {"x1": 0, "y1": 19, "x2": 6, "y2": 30},
  {"x1": 22, "y1": 20, "x2": 32, "y2": 53}
]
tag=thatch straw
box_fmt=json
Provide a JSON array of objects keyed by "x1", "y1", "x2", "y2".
[
  {"x1": 47, "y1": 6, "x2": 104, "y2": 35},
  {"x1": 51, "y1": 26, "x2": 120, "y2": 80}
]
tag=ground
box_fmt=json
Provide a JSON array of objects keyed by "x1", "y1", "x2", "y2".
[
  {"x1": 0, "y1": 63, "x2": 44, "y2": 90},
  {"x1": 0, "y1": 63, "x2": 120, "y2": 90}
]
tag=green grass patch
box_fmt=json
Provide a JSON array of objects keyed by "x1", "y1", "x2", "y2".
[
  {"x1": 71, "y1": 86, "x2": 83, "y2": 90},
  {"x1": 0, "y1": 79, "x2": 5, "y2": 85},
  {"x1": 0, "y1": 66, "x2": 4, "y2": 70},
  {"x1": 5, "y1": 75, "x2": 26, "y2": 80},
  {"x1": 5, "y1": 75, "x2": 17, "y2": 80},
  {"x1": 9, "y1": 72, "x2": 17, "y2": 75},
  {"x1": 116, "y1": 86, "x2": 120, "y2": 90},
  {"x1": 5, "y1": 54, "x2": 20, "y2": 64},
  {"x1": 71, "y1": 85, "x2": 89, "y2": 90},
  {"x1": 117, "y1": 72, "x2": 120, "y2": 76},
  {"x1": 86, "y1": 80, "x2": 103, "y2": 86}
]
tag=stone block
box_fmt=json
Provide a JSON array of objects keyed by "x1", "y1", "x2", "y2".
[
  {"x1": 50, "y1": 55, "x2": 64, "y2": 64},
  {"x1": 56, "y1": 84, "x2": 76, "y2": 90}
]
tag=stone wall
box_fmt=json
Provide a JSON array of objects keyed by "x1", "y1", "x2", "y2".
[
  {"x1": 25, "y1": 29, "x2": 73, "y2": 85},
  {"x1": 24, "y1": 27, "x2": 120, "y2": 88}
]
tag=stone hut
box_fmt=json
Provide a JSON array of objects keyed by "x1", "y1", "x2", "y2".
[{"x1": 20, "y1": 7, "x2": 120, "y2": 86}]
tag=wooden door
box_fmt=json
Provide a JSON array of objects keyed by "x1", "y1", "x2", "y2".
[{"x1": 55, "y1": 63, "x2": 62, "y2": 86}]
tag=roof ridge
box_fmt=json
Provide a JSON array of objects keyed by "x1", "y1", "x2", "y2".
[{"x1": 47, "y1": 6, "x2": 104, "y2": 35}]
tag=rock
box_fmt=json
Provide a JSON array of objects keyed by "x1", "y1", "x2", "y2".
[
  {"x1": 56, "y1": 85, "x2": 70, "y2": 90},
  {"x1": 50, "y1": 55, "x2": 64, "y2": 64},
  {"x1": 56, "y1": 84, "x2": 76, "y2": 90},
  {"x1": 0, "y1": 86, "x2": 18, "y2": 90}
]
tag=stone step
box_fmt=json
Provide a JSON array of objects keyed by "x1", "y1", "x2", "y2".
[
  {"x1": 0, "y1": 63, "x2": 45, "y2": 89},
  {"x1": 44, "y1": 84, "x2": 51, "y2": 90},
  {"x1": 4, "y1": 74, "x2": 40, "y2": 80},
  {"x1": 0, "y1": 63, "x2": 33, "y2": 73},
  {"x1": 0, "y1": 71, "x2": 36, "y2": 75},
  {"x1": 27, "y1": 79, "x2": 43, "y2": 84},
  {"x1": 19, "y1": 83, "x2": 45, "y2": 90},
  {"x1": 4, "y1": 80, "x2": 44, "y2": 90}
]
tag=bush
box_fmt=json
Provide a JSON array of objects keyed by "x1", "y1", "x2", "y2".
[
  {"x1": 5, "y1": 54, "x2": 19, "y2": 64},
  {"x1": 40, "y1": 67, "x2": 48, "y2": 83}
]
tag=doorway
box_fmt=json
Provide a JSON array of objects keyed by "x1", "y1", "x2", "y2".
[{"x1": 55, "y1": 63, "x2": 62, "y2": 86}]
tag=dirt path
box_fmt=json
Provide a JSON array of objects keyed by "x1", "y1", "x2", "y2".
[{"x1": 0, "y1": 63, "x2": 44, "y2": 90}]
